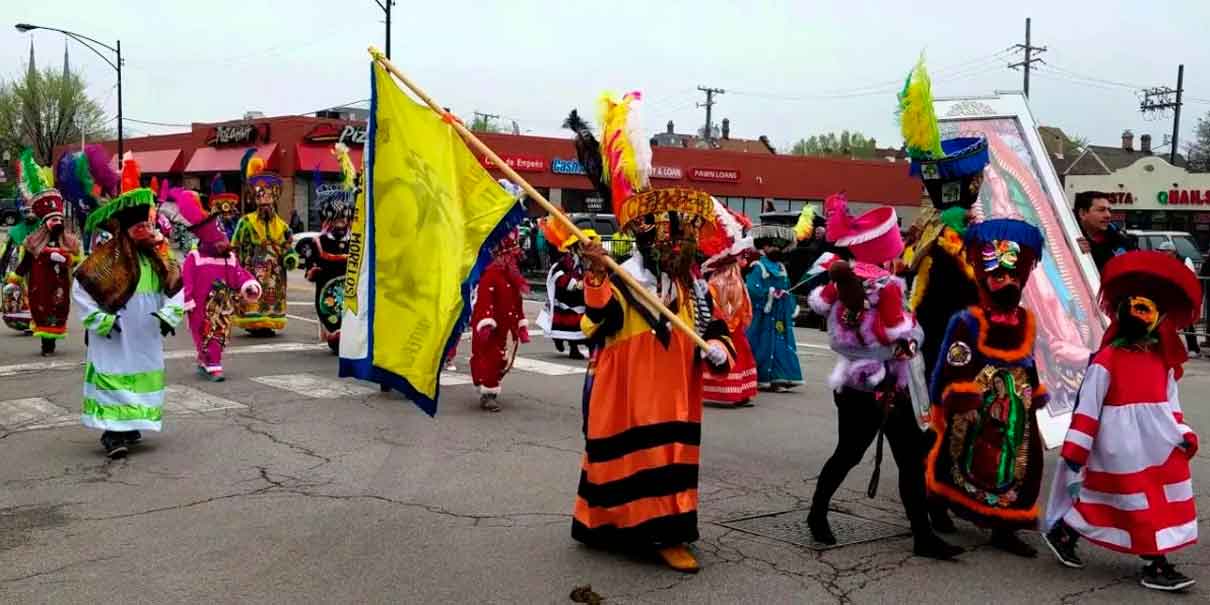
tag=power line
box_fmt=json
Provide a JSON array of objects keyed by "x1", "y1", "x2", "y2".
[
  {"x1": 1007, "y1": 17, "x2": 1046, "y2": 97},
  {"x1": 697, "y1": 86, "x2": 724, "y2": 142}
]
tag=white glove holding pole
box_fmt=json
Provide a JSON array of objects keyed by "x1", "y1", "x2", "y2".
[
  {"x1": 50, "y1": 252, "x2": 67, "y2": 263},
  {"x1": 705, "y1": 343, "x2": 728, "y2": 367}
]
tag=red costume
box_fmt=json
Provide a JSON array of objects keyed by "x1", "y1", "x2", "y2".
[
  {"x1": 698, "y1": 198, "x2": 758, "y2": 406},
  {"x1": 16, "y1": 152, "x2": 81, "y2": 354},
  {"x1": 469, "y1": 231, "x2": 530, "y2": 409},
  {"x1": 1043, "y1": 251, "x2": 1200, "y2": 591}
]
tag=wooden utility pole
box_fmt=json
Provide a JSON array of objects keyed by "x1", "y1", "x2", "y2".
[
  {"x1": 1009, "y1": 17, "x2": 1047, "y2": 98},
  {"x1": 697, "y1": 86, "x2": 725, "y2": 144},
  {"x1": 1140, "y1": 64, "x2": 1186, "y2": 164}
]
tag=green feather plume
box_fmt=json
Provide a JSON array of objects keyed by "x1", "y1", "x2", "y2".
[
  {"x1": 897, "y1": 55, "x2": 944, "y2": 160},
  {"x1": 74, "y1": 152, "x2": 95, "y2": 200},
  {"x1": 20, "y1": 149, "x2": 48, "y2": 196}
]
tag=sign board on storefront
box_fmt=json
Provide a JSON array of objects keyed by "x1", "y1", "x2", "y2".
[
  {"x1": 304, "y1": 123, "x2": 368, "y2": 147},
  {"x1": 585, "y1": 196, "x2": 604, "y2": 211},
  {"x1": 206, "y1": 123, "x2": 270, "y2": 146},
  {"x1": 689, "y1": 167, "x2": 740, "y2": 182},
  {"x1": 1107, "y1": 192, "x2": 1134, "y2": 205},
  {"x1": 1157, "y1": 189, "x2": 1210, "y2": 206},
  {"x1": 480, "y1": 154, "x2": 546, "y2": 173},
  {"x1": 651, "y1": 165, "x2": 683, "y2": 180},
  {"x1": 550, "y1": 158, "x2": 585, "y2": 175}
]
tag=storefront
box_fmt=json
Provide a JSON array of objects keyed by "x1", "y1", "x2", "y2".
[
  {"x1": 58, "y1": 117, "x2": 926, "y2": 231},
  {"x1": 1065, "y1": 155, "x2": 1210, "y2": 250}
]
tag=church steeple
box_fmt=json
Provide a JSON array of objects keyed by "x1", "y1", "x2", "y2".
[
  {"x1": 62, "y1": 37, "x2": 70, "y2": 78},
  {"x1": 27, "y1": 39, "x2": 36, "y2": 80}
]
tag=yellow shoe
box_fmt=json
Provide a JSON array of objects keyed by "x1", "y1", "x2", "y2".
[{"x1": 657, "y1": 544, "x2": 699, "y2": 573}]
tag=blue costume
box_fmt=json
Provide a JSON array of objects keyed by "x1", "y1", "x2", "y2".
[{"x1": 746, "y1": 250, "x2": 803, "y2": 390}]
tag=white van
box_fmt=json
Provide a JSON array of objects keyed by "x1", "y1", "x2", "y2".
[{"x1": 1127, "y1": 230, "x2": 1204, "y2": 272}]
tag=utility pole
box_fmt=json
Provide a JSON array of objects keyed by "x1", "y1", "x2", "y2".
[
  {"x1": 373, "y1": 0, "x2": 395, "y2": 59},
  {"x1": 1140, "y1": 64, "x2": 1185, "y2": 164},
  {"x1": 696, "y1": 86, "x2": 725, "y2": 144},
  {"x1": 1008, "y1": 17, "x2": 1046, "y2": 98},
  {"x1": 472, "y1": 111, "x2": 499, "y2": 132}
]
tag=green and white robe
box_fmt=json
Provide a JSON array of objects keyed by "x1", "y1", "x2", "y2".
[{"x1": 73, "y1": 255, "x2": 185, "y2": 432}]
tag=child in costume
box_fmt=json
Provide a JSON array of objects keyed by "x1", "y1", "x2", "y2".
[
  {"x1": 164, "y1": 187, "x2": 261, "y2": 382},
  {"x1": 806, "y1": 194, "x2": 963, "y2": 559},
  {"x1": 926, "y1": 219, "x2": 1048, "y2": 557},
  {"x1": 231, "y1": 153, "x2": 297, "y2": 335},
  {"x1": 1042, "y1": 250, "x2": 1200, "y2": 592},
  {"x1": 569, "y1": 92, "x2": 733, "y2": 573},
  {"x1": 15, "y1": 149, "x2": 82, "y2": 356},
  {"x1": 301, "y1": 145, "x2": 357, "y2": 354},
  {"x1": 746, "y1": 224, "x2": 803, "y2": 392},
  {"x1": 699, "y1": 198, "x2": 759, "y2": 407},
  {"x1": 74, "y1": 157, "x2": 185, "y2": 459},
  {"x1": 469, "y1": 226, "x2": 530, "y2": 412},
  {"x1": 536, "y1": 217, "x2": 595, "y2": 360}
]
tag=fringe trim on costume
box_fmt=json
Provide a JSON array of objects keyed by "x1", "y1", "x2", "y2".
[
  {"x1": 807, "y1": 285, "x2": 834, "y2": 316},
  {"x1": 476, "y1": 318, "x2": 498, "y2": 332},
  {"x1": 970, "y1": 306, "x2": 1036, "y2": 362}
]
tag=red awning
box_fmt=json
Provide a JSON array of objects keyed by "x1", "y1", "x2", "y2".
[
  {"x1": 110, "y1": 149, "x2": 184, "y2": 174},
  {"x1": 295, "y1": 144, "x2": 363, "y2": 173},
  {"x1": 184, "y1": 144, "x2": 278, "y2": 173}
]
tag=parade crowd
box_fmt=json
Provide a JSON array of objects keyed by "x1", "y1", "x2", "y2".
[{"x1": 0, "y1": 59, "x2": 1199, "y2": 595}]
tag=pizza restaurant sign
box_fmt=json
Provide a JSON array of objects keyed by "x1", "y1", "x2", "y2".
[
  {"x1": 304, "y1": 123, "x2": 368, "y2": 146},
  {"x1": 1157, "y1": 189, "x2": 1210, "y2": 206}
]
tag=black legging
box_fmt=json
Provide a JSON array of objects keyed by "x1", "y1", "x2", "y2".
[{"x1": 811, "y1": 387, "x2": 932, "y2": 537}]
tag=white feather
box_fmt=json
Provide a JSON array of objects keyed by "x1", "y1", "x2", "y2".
[{"x1": 626, "y1": 94, "x2": 652, "y2": 189}]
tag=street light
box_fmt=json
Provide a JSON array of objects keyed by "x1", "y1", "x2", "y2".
[
  {"x1": 15, "y1": 23, "x2": 123, "y2": 158},
  {"x1": 372, "y1": 1, "x2": 395, "y2": 59}
]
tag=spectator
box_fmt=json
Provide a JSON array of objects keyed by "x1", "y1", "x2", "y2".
[
  {"x1": 1073, "y1": 191, "x2": 1134, "y2": 272},
  {"x1": 289, "y1": 209, "x2": 305, "y2": 234}
]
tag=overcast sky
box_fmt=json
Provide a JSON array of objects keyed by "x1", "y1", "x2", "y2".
[{"x1": 6, "y1": 1, "x2": 1210, "y2": 153}]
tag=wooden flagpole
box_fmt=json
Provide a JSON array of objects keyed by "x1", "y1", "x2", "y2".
[{"x1": 368, "y1": 47, "x2": 710, "y2": 351}]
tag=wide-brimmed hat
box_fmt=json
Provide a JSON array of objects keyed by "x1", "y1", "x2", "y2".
[{"x1": 824, "y1": 192, "x2": 903, "y2": 266}]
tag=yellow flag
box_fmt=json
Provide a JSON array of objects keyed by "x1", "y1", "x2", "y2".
[{"x1": 339, "y1": 62, "x2": 521, "y2": 415}]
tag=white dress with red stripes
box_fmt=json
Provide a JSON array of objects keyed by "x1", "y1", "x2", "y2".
[{"x1": 1044, "y1": 347, "x2": 1198, "y2": 556}]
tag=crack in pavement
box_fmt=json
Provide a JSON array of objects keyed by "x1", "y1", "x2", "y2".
[
  {"x1": 1054, "y1": 574, "x2": 1135, "y2": 604},
  {"x1": 0, "y1": 554, "x2": 121, "y2": 586}
]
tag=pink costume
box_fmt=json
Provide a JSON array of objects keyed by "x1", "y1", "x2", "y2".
[{"x1": 162, "y1": 188, "x2": 260, "y2": 381}]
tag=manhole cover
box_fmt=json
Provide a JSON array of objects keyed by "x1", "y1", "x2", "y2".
[{"x1": 716, "y1": 509, "x2": 910, "y2": 551}]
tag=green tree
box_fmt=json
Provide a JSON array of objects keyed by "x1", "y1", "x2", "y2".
[
  {"x1": 789, "y1": 130, "x2": 877, "y2": 159},
  {"x1": 1184, "y1": 111, "x2": 1210, "y2": 173},
  {"x1": 0, "y1": 49, "x2": 112, "y2": 166},
  {"x1": 469, "y1": 114, "x2": 501, "y2": 133}
]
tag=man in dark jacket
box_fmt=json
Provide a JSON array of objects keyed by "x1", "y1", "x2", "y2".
[{"x1": 1074, "y1": 191, "x2": 1134, "y2": 272}]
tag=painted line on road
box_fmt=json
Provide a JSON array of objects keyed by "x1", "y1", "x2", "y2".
[
  {"x1": 287, "y1": 314, "x2": 320, "y2": 325},
  {"x1": 796, "y1": 343, "x2": 830, "y2": 351},
  {"x1": 251, "y1": 373, "x2": 379, "y2": 399},
  {"x1": 165, "y1": 385, "x2": 247, "y2": 413},
  {"x1": 0, "y1": 397, "x2": 74, "y2": 431},
  {"x1": 510, "y1": 357, "x2": 585, "y2": 376},
  {"x1": 0, "y1": 342, "x2": 329, "y2": 378}
]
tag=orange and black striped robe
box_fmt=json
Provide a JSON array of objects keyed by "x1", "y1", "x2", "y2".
[{"x1": 572, "y1": 274, "x2": 731, "y2": 548}]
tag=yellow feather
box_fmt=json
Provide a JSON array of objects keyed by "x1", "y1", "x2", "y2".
[
  {"x1": 897, "y1": 55, "x2": 944, "y2": 159},
  {"x1": 598, "y1": 92, "x2": 642, "y2": 195}
]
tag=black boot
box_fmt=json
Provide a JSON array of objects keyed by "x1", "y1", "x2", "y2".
[
  {"x1": 1141, "y1": 557, "x2": 1196, "y2": 592},
  {"x1": 913, "y1": 532, "x2": 964, "y2": 560},
  {"x1": 124, "y1": 430, "x2": 142, "y2": 444},
  {"x1": 40, "y1": 337, "x2": 55, "y2": 357},
  {"x1": 554, "y1": 339, "x2": 565, "y2": 353},
  {"x1": 929, "y1": 506, "x2": 957, "y2": 534},
  {"x1": 807, "y1": 509, "x2": 837, "y2": 546},
  {"x1": 990, "y1": 529, "x2": 1037, "y2": 558},
  {"x1": 100, "y1": 431, "x2": 128, "y2": 459},
  {"x1": 568, "y1": 344, "x2": 585, "y2": 360},
  {"x1": 1041, "y1": 521, "x2": 1084, "y2": 569}
]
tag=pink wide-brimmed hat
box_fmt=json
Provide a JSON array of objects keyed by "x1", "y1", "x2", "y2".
[{"x1": 825, "y1": 192, "x2": 903, "y2": 266}]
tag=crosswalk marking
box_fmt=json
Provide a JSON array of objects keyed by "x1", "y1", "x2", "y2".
[
  {"x1": 0, "y1": 342, "x2": 329, "y2": 378},
  {"x1": 0, "y1": 397, "x2": 74, "y2": 431},
  {"x1": 251, "y1": 373, "x2": 380, "y2": 399},
  {"x1": 440, "y1": 372, "x2": 474, "y2": 386},
  {"x1": 165, "y1": 386, "x2": 247, "y2": 413},
  {"x1": 510, "y1": 357, "x2": 585, "y2": 376}
]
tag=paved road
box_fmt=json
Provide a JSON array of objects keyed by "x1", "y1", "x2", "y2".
[{"x1": 0, "y1": 276, "x2": 1206, "y2": 603}]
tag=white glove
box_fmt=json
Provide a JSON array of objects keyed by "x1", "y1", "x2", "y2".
[
  {"x1": 705, "y1": 343, "x2": 728, "y2": 367},
  {"x1": 49, "y1": 252, "x2": 67, "y2": 263}
]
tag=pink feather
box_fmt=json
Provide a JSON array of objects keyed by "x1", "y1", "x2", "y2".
[
  {"x1": 825, "y1": 192, "x2": 852, "y2": 243},
  {"x1": 165, "y1": 187, "x2": 208, "y2": 226},
  {"x1": 84, "y1": 144, "x2": 119, "y2": 197}
]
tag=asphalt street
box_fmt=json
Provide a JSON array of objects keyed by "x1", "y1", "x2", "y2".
[{"x1": 0, "y1": 273, "x2": 1206, "y2": 604}]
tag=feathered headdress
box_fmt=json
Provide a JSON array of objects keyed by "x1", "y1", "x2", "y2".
[
  {"x1": 563, "y1": 109, "x2": 611, "y2": 203},
  {"x1": 598, "y1": 91, "x2": 652, "y2": 208},
  {"x1": 159, "y1": 186, "x2": 209, "y2": 229},
  {"x1": 55, "y1": 152, "x2": 84, "y2": 203},
  {"x1": 334, "y1": 143, "x2": 356, "y2": 192},
  {"x1": 84, "y1": 144, "x2": 119, "y2": 198},
  {"x1": 18, "y1": 148, "x2": 50, "y2": 199},
  {"x1": 897, "y1": 55, "x2": 944, "y2": 161},
  {"x1": 699, "y1": 197, "x2": 755, "y2": 272},
  {"x1": 74, "y1": 152, "x2": 96, "y2": 202},
  {"x1": 794, "y1": 203, "x2": 817, "y2": 241}
]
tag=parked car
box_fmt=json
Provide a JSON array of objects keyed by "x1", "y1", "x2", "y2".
[
  {"x1": 0, "y1": 198, "x2": 22, "y2": 227},
  {"x1": 565, "y1": 213, "x2": 630, "y2": 258},
  {"x1": 1127, "y1": 230, "x2": 1204, "y2": 272}
]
